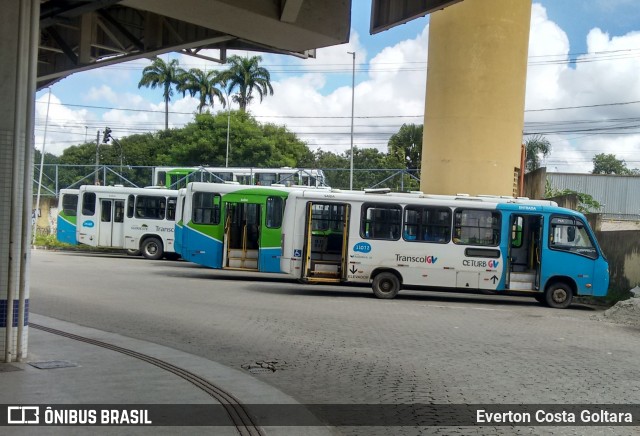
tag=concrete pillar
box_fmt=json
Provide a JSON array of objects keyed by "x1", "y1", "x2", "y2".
[
  {"x1": 420, "y1": 0, "x2": 531, "y2": 196},
  {"x1": 0, "y1": 0, "x2": 39, "y2": 362}
]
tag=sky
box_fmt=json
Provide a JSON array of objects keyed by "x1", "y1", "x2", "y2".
[{"x1": 35, "y1": 1, "x2": 640, "y2": 174}]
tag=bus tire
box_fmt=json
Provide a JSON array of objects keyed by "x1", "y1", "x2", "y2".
[
  {"x1": 544, "y1": 282, "x2": 573, "y2": 309},
  {"x1": 372, "y1": 272, "x2": 400, "y2": 299},
  {"x1": 141, "y1": 237, "x2": 163, "y2": 260}
]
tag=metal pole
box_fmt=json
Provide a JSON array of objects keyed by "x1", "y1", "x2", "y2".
[
  {"x1": 226, "y1": 97, "x2": 231, "y2": 168},
  {"x1": 348, "y1": 51, "x2": 355, "y2": 190},
  {"x1": 94, "y1": 130, "x2": 100, "y2": 184},
  {"x1": 32, "y1": 88, "x2": 51, "y2": 245}
]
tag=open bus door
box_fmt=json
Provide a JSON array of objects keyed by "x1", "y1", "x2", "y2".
[
  {"x1": 507, "y1": 213, "x2": 543, "y2": 292},
  {"x1": 301, "y1": 202, "x2": 350, "y2": 283},
  {"x1": 98, "y1": 199, "x2": 125, "y2": 247},
  {"x1": 224, "y1": 202, "x2": 260, "y2": 270}
]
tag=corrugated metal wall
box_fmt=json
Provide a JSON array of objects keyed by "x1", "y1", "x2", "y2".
[{"x1": 547, "y1": 173, "x2": 640, "y2": 215}]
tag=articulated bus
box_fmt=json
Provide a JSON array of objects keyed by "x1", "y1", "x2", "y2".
[
  {"x1": 76, "y1": 185, "x2": 179, "y2": 259},
  {"x1": 56, "y1": 188, "x2": 80, "y2": 245},
  {"x1": 178, "y1": 182, "x2": 330, "y2": 272},
  {"x1": 280, "y1": 190, "x2": 609, "y2": 308},
  {"x1": 153, "y1": 166, "x2": 328, "y2": 189}
]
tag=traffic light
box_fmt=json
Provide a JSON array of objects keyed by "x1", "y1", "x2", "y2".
[{"x1": 103, "y1": 127, "x2": 112, "y2": 143}]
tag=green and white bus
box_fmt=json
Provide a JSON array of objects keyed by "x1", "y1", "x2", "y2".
[
  {"x1": 178, "y1": 182, "x2": 330, "y2": 272},
  {"x1": 153, "y1": 166, "x2": 328, "y2": 189}
]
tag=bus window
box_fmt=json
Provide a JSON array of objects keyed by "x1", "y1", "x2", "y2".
[
  {"x1": 156, "y1": 171, "x2": 166, "y2": 186},
  {"x1": 166, "y1": 197, "x2": 177, "y2": 221},
  {"x1": 136, "y1": 195, "x2": 165, "y2": 219},
  {"x1": 549, "y1": 216, "x2": 597, "y2": 259},
  {"x1": 403, "y1": 206, "x2": 451, "y2": 243},
  {"x1": 192, "y1": 192, "x2": 221, "y2": 225},
  {"x1": 361, "y1": 203, "x2": 402, "y2": 240},
  {"x1": 82, "y1": 192, "x2": 96, "y2": 216},
  {"x1": 101, "y1": 201, "x2": 111, "y2": 222},
  {"x1": 127, "y1": 195, "x2": 135, "y2": 218},
  {"x1": 453, "y1": 209, "x2": 501, "y2": 246},
  {"x1": 266, "y1": 197, "x2": 284, "y2": 228},
  {"x1": 257, "y1": 173, "x2": 277, "y2": 186},
  {"x1": 114, "y1": 201, "x2": 124, "y2": 223},
  {"x1": 62, "y1": 194, "x2": 78, "y2": 216},
  {"x1": 511, "y1": 216, "x2": 524, "y2": 248}
]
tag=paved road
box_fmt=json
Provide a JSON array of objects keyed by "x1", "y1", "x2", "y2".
[{"x1": 30, "y1": 250, "x2": 640, "y2": 434}]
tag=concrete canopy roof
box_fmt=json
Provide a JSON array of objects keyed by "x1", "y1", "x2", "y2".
[{"x1": 38, "y1": 0, "x2": 352, "y2": 89}]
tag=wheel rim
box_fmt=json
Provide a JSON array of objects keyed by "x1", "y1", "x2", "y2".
[
  {"x1": 552, "y1": 287, "x2": 567, "y2": 304},
  {"x1": 380, "y1": 278, "x2": 394, "y2": 294},
  {"x1": 146, "y1": 243, "x2": 158, "y2": 255}
]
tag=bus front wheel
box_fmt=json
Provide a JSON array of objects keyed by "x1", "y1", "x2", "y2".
[
  {"x1": 141, "y1": 237, "x2": 163, "y2": 260},
  {"x1": 544, "y1": 282, "x2": 573, "y2": 309},
  {"x1": 372, "y1": 272, "x2": 400, "y2": 299}
]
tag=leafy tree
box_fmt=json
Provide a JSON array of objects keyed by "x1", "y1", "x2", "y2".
[
  {"x1": 545, "y1": 180, "x2": 602, "y2": 213},
  {"x1": 222, "y1": 55, "x2": 274, "y2": 111},
  {"x1": 388, "y1": 123, "x2": 423, "y2": 170},
  {"x1": 138, "y1": 58, "x2": 182, "y2": 130},
  {"x1": 591, "y1": 153, "x2": 632, "y2": 175},
  {"x1": 525, "y1": 134, "x2": 551, "y2": 173},
  {"x1": 177, "y1": 68, "x2": 226, "y2": 113},
  {"x1": 312, "y1": 146, "x2": 411, "y2": 190}
]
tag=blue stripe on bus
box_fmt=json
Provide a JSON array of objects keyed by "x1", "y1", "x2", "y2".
[
  {"x1": 56, "y1": 217, "x2": 78, "y2": 245},
  {"x1": 183, "y1": 226, "x2": 223, "y2": 269},
  {"x1": 259, "y1": 247, "x2": 282, "y2": 273},
  {"x1": 174, "y1": 223, "x2": 183, "y2": 257}
]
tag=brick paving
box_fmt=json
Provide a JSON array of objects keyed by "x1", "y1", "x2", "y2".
[{"x1": 31, "y1": 251, "x2": 640, "y2": 435}]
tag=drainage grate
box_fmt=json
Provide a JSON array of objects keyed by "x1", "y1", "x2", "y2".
[
  {"x1": 29, "y1": 360, "x2": 78, "y2": 370},
  {"x1": 0, "y1": 364, "x2": 23, "y2": 373}
]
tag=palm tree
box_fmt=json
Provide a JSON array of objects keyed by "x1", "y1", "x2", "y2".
[
  {"x1": 524, "y1": 134, "x2": 551, "y2": 173},
  {"x1": 177, "y1": 68, "x2": 227, "y2": 113},
  {"x1": 222, "y1": 55, "x2": 274, "y2": 111},
  {"x1": 138, "y1": 58, "x2": 182, "y2": 130}
]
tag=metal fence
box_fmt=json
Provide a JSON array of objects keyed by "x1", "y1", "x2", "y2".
[{"x1": 32, "y1": 164, "x2": 422, "y2": 196}]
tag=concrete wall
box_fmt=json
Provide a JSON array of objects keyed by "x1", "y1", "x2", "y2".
[{"x1": 595, "y1": 230, "x2": 640, "y2": 298}]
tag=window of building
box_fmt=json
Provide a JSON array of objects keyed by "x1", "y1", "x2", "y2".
[
  {"x1": 453, "y1": 209, "x2": 501, "y2": 246},
  {"x1": 192, "y1": 192, "x2": 221, "y2": 225},
  {"x1": 403, "y1": 206, "x2": 451, "y2": 243},
  {"x1": 361, "y1": 203, "x2": 402, "y2": 240}
]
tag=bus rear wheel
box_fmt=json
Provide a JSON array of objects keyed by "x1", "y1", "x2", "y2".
[
  {"x1": 141, "y1": 237, "x2": 163, "y2": 260},
  {"x1": 544, "y1": 282, "x2": 573, "y2": 309},
  {"x1": 372, "y1": 272, "x2": 400, "y2": 299}
]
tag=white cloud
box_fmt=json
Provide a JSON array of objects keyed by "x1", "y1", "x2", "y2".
[
  {"x1": 525, "y1": 3, "x2": 640, "y2": 173},
  {"x1": 37, "y1": 4, "x2": 640, "y2": 175}
]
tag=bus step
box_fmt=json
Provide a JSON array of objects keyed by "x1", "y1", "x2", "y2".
[
  {"x1": 228, "y1": 258, "x2": 258, "y2": 269},
  {"x1": 228, "y1": 249, "x2": 258, "y2": 259},
  {"x1": 508, "y1": 271, "x2": 537, "y2": 291}
]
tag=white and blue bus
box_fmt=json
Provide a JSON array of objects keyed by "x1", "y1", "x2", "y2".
[
  {"x1": 76, "y1": 185, "x2": 179, "y2": 259},
  {"x1": 280, "y1": 190, "x2": 609, "y2": 308},
  {"x1": 56, "y1": 188, "x2": 80, "y2": 245}
]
